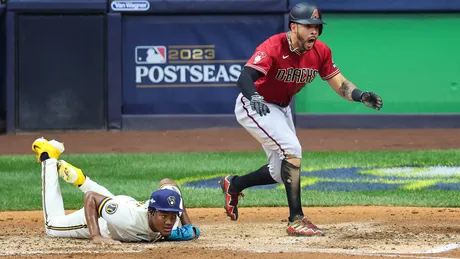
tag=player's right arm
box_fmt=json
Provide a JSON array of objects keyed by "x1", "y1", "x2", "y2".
[
  {"x1": 84, "y1": 191, "x2": 121, "y2": 244},
  {"x1": 237, "y1": 67, "x2": 263, "y2": 100},
  {"x1": 237, "y1": 45, "x2": 273, "y2": 116},
  {"x1": 239, "y1": 45, "x2": 273, "y2": 99}
]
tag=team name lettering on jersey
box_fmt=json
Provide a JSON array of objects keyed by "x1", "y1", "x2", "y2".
[{"x1": 275, "y1": 68, "x2": 318, "y2": 84}]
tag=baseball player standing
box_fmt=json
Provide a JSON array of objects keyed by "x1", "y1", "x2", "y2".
[
  {"x1": 220, "y1": 2, "x2": 383, "y2": 236},
  {"x1": 32, "y1": 137, "x2": 200, "y2": 244}
]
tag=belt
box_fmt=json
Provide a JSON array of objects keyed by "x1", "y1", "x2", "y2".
[{"x1": 271, "y1": 102, "x2": 289, "y2": 108}]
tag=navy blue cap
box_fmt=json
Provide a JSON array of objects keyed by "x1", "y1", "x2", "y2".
[{"x1": 148, "y1": 189, "x2": 183, "y2": 212}]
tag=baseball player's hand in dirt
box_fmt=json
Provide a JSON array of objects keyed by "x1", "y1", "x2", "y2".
[
  {"x1": 361, "y1": 92, "x2": 383, "y2": 110},
  {"x1": 250, "y1": 92, "x2": 270, "y2": 116},
  {"x1": 92, "y1": 235, "x2": 121, "y2": 245}
]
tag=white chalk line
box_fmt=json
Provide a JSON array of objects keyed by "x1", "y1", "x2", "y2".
[
  {"x1": 1, "y1": 242, "x2": 458, "y2": 258},
  {"x1": 0, "y1": 249, "x2": 142, "y2": 256},
  {"x1": 246, "y1": 242, "x2": 460, "y2": 258},
  {"x1": 421, "y1": 243, "x2": 460, "y2": 254}
]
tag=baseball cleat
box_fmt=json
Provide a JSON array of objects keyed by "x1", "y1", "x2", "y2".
[
  {"x1": 57, "y1": 160, "x2": 86, "y2": 186},
  {"x1": 219, "y1": 175, "x2": 244, "y2": 221},
  {"x1": 286, "y1": 215, "x2": 324, "y2": 236},
  {"x1": 31, "y1": 137, "x2": 65, "y2": 163}
]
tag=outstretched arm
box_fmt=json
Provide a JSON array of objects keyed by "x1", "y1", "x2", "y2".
[
  {"x1": 84, "y1": 191, "x2": 121, "y2": 244},
  {"x1": 158, "y1": 179, "x2": 200, "y2": 241},
  {"x1": 327, "y1": 73, "x2": 383, "y2": 110},
  {"x1": 159, "y1": 179, "x2": 193, "y2": 226},
  {"x1": 166, "y1": 201, "x2": 200, "y2": 241},
  {"x1": 180, "y1": 206, "x2": 192, "y2": 226}
]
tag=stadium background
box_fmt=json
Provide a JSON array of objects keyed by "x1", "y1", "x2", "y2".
[
  {"x1": 0, "y1": 0, "x2": 459, "y2": 133},
  {"x1": 0, "y1": 0, "x2": 459, "y2": 258}
]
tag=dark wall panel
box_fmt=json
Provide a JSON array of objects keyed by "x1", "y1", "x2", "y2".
[{"x1": 16, "y1": 14, "x2": 105, "y2": 130}]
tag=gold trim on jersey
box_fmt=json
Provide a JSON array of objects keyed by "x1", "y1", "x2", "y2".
[
  {"x1": 46, "y1": 224, "x2": 88, "y2": 231},
  {"x1": 97, "y1": 197, "x2": 112, "y2": 217}
]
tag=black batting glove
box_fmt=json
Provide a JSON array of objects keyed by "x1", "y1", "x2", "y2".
[
  {"x1": 361, "y1": 92, "x2": 383, "y2": 110},
  {"x1": 250, "y1": 92, "x2": 270, "y2": 117}
]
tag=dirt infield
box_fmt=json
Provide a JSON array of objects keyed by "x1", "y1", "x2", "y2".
[{"x1": 1, "y1": 128, "x2": 460, "y2": 259}]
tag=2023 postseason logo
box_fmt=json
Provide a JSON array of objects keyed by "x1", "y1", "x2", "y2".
[
  {"x1": 111, "y1": 0, "x2": 150, "y2": 11},
  {"x1": 134, "y1": 45, "x2": 245, "y2": 88}
]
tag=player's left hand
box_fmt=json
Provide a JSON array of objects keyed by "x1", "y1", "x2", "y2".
[{"x1": 361, "y1": 92, "x2": 383, "y2": 110}]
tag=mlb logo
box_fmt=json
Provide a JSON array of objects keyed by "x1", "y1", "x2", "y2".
[{"x1": 135, "y1": 46, "x2": 167, "y2": 64}]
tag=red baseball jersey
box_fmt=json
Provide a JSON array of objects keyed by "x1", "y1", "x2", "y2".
[{"x1": 245, "y1": 32, "x2": 340, "y2": 107}]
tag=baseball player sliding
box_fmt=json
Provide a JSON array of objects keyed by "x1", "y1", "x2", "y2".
[
  {"x1": 32, "y1": 137, "x2": 200, "y2": 244},
  {"x1": 220, "y1": 2, "x2": 383, "y2": 236}
]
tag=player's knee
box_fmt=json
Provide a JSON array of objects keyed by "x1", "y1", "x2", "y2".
[
  {"x1": 159, "y1": 179, "x2": 182, "y2": 196},
  {"x1": 285, "y1": 157, "x2": 301, "y2": 167},
  {"x1": 281, "y1": 159, "x2": 301, "y2": 185},
  {"x1": 158, "y1": 178, "x2": 178, "y2": 189},
  {"x1": 285, "y1": 142, "x2": 302, "y2": 167}
]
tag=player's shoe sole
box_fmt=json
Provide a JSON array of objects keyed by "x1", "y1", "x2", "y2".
[
  {"x1": 31, "y1": 138, "x2": 65, "y2": 163},
  {"x1": 219, "y1": 175, "x2": 243, "y2": 221},
  {"x1": 57, "y1": 160, "x2": 86, "y2": 186}
]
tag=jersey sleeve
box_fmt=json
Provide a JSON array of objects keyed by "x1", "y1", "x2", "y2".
[
  {"x1": 98, "y1": 196, "x2": 137, "y2": 228},
  {"x1": 319, "y1": 46, "x2": 341, "y2": 80},
  {"x1": 244, "y1": 44, "x2": 273, "y2": 76}
]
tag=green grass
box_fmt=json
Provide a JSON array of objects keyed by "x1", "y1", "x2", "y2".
[{"x1": 0, "y1": 149, "x2": 459, "y2": 211}]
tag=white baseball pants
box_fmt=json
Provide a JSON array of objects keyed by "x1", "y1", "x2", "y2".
[{"x1": 234, "y1": 93, "x2": 302, "y2": 183}]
